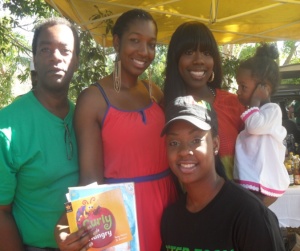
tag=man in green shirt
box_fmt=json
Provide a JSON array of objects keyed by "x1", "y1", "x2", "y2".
[{"x1": 0, "y1": 17, "x2": 80, "y2": 250}]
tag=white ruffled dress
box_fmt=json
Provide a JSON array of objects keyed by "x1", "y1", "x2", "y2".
[{"x1": 234, "y1": 103, "x2": 290, "y2": 197}]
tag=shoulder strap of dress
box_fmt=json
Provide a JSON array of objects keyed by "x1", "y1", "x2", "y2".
[
  {"x1": 141, "y1": 80, "x2": 157, "y2": 103},
  {"x1": 92, "y1": 82, "x2": 110, "y2": 105},
  {"x1": 141, "y1": 80, "x2": 149, "y2": 92}
]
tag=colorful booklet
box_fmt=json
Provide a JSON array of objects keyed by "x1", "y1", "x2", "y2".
[{"x1": 65, "y1": 182, "x2": 139, "y2": 251}]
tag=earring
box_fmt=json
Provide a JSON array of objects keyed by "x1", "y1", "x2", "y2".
[
  {"x1": 148, "y1": 67, "x2": 153, "y2": 99},
  {"x1": 113, "y1": 53, "x2": 121, "y2": 93},
  {"x1": 214, "y1": 149, "x2": 218, "y2": 155},
  {"x1": 208, "y1": 71, "x2": 215, "y2": 83}
]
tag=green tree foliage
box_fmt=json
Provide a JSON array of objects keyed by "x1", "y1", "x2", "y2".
[
  {"x1": 0, "y1": 13, "x2": 33, "y2": 108},
  {"x1": 0, "y1": 0, "x2": 54, "y2": 108},
  {"x1": 282, "y1": 41, "x2": 299, "y2": 65},
  {"x1": 139, "y1": 44, "x2": 168, "y2": 89},
  {"x1": 1, "y1": 0, "x2": 110, "y2": 104},
  {"x1": 3, "y1": 0, "x2": 54, "y2": 18},
  {"x1": 221, "y1": 55, "x2": 239, "y2": 91},
  {"x1": 70, "y1": 31, "x2": 109, "y2": 100}
]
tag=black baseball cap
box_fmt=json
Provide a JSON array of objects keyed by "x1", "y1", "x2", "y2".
[{"x1": 161, "y1": 95, "x2": 218, "y2": 136}]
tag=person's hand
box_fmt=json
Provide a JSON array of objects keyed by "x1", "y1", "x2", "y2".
[
  {"x1": 55, "y1": 224, "x2": 94, "y2": 251},
  {"x1": 250, "y1": 83, "x2": 270, "y2": 107}
]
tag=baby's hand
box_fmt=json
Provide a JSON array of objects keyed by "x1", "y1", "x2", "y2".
[{"x1": 250, "y1": 83, "x2": 270, "y2": 107}]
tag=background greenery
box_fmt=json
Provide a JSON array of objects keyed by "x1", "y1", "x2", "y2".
[{"x1": 1, "y1": 0, "x2": 299, "y2": 108}]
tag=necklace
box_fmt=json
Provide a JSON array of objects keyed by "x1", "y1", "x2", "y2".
[{"x1": 208, "y1": 87, "x2": 216, "y2": 97}]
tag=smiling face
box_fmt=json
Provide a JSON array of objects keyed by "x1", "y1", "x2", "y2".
[
  {"x1": 34, "y1": 24, "x2": 78, "y2": 92},
  {"x1": 166, "y1": 120, "x2": 219, "y2": 185},
  {"x1": 236, "y1": 68, "x2": 258, "y2": 106},
  {"x1": 178, "y1": 48, "x2": 214, "y2": 93},
  {"x1": 114, "y1": 19, "x2": 157, "y2": 81}
]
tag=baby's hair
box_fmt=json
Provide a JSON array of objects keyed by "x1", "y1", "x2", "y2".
[{"x1": 237, "y1": 43, "x2": 280, "y2": 94}]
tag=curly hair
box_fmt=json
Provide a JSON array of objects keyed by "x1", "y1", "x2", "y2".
[{"x1": 237, "y1": 43, "x2": 280, "y2": 94}]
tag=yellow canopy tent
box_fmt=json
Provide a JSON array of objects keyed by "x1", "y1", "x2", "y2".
[{"x1": 45, "y1": 0, "x2": 300, "y2": 47}]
